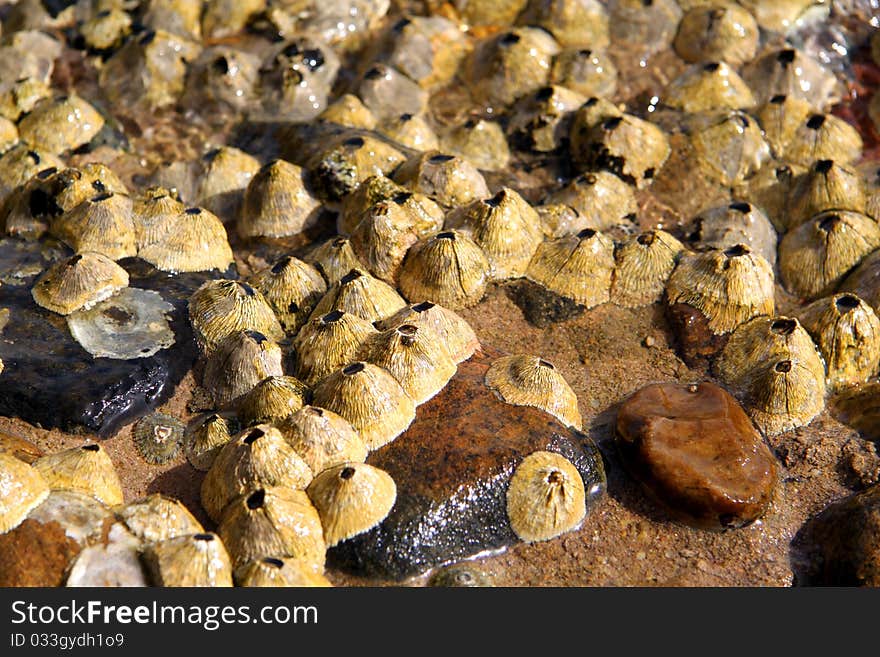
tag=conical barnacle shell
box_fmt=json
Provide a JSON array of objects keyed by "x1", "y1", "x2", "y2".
[
  {"x1": 688, "y1": 201, "x2": 778, "y2": 267},
  {"x1": 841, "y1": 250, "x2": 880, "y2": 315},
  {"x1": 188, "y1": 279, "x2": 284, "y2": 355},
  {"x1": 0, "y1": 145, "x2": 64, "y2": 201},
  {"x1": 663, "y1": 61, "x2": 756, "y2": 113},
  {"x1": 117, "y1": 494, "x2": 204, "y2": 544},
  {"x1": 785, "y1": 113, "x2": 863, "y2": 167},
  {"x1": 665, "y1": 245, "x2": 775, "y2": 335},
  {"x1": 194, "y1": 146, "x2": 260, "y2": 219},
  {"x1": 292, "y1": 310, "x2": 378, "y2": 386},
  {"x1": 690, "y1": 111, "x2": 770, "y2": 187},
  {"x1": 1, "y1": 167, "x2": 59, "y2": 239},
  {"x1": 238, "y1": 159, "x2": 322, "y2": 239},
  {"x1": 375, "y1": 301, "x2": 479, "y2": 364},
  {"x1": 305, "y1": 236, "x2": 366, "y2": 286},
  {"x1": 276, "y1": 406, "x2": 367, "y2": 475},
  {"x1": 18, "y1": 95, "x2": 105, "y2": 153},
  {"x1": 544, "y1": 171, "x2": 637, "y2": 231},
  {"x1": 318, "y1": 93, "x2": 377, "y2": 130},
  {"x1": 338, "y1": 174, "x2": 404, "y2": 235},
  {"x1": 506, "y1": 451, "x2": 586, "y2": 543},
  {"x1": 31, "y1": 252, "x2": 129, "y2": 315},
  {"x1": 551, "y1": 49, "x2": 618, "y2": 99},
  {"x1": 247, "y1": 256, "x2": 327, "y2": 333},
  {"x1": 236, "y1": 556, "x2": 332, "y2": 587},
  {"x1": 137, "y1": 206, "x2": 233, "y2": 273},
  {"x1": 338, "y1": 175, "x2": 444, "y2": 240},
  {"x1": 50, "y1": 193, "x2": 136, "y2": 260},
  {"x1": 0, "y1": 452, "x2": 49, "y2": 534},
  {"x1": 133, "y1": 413, "x2": 184, "y2": 465},
  {"x1": 506, "y1": 85, "x2": 587, "y2": 153},
  {"x1": 143, "y1": 532, "x2": 233, "y2": 587},
  {"x1": 307, "y1": 134, "x2": 406, "y2": 201},
  {"x1": 349, "y1": 198, "x2": 427, "y2": 284},
  {"x1": 535, "y1": 203, "x2": 592, "y2": 238},
  {"x1": 392, "y1": 151, "x2": 490, "y2": 210},
  {"x1": 716, "y1": 316, "x2": 825, "y2": 390},
  {"x1": 202, "y1": 330, "x2": 284, "y2": 407},
  {"x1": 306, "y1": 462, "x2": 396, "y2": 548},
  {"x1": 310, "y1": 268, "x2": 406, "y2": 323},
  {"x1": 217, "y1": 486, "x2": 325, "y2": 572},
  {"x1": 779, "y1": 211, "x2": 880, "y2": 300},
  {"x1": 0, "y1": 77, "x2": 52, "y2": 122},
  {"x1": 755, "y1": 94, "x2": 813, "y2": 157},
  {"x1": 740, "y1": 356, "x2": 826, "y2": 436},
  {"x1": 201, "y1": 424, "x2": 313, "y2": 523},
  {"x1": 53, "y1": 164, "x2": 128, "y2": 213},
  {"x1": 741, "y1": 47, "x2": 839, "y2": 108},
  {"x1": 441, "y1": 118, "x2": 511, "y2": 172},
  {"x1": 132, "y1": 186, "x2": 185, "y2": 249},
  {"x1": 526, "y1": 228, "x2": 615, "y2": 308},
  {"x1": 673, "y1": 4, "x2": 758, "y2": 66},
  {"x1": 236, "y1": 376, "x2": 310, "y2": 426},
  {"x1": 397, "y1": 230, "x2": 490, "y2": 310},
  {"x1": 799, "y1": 293, "x2": 880, "y2": 390},
  {"x1": 185, "y1": 413, "x2": 238, "y2": 472},
  {"x1": 610, "y1": 230, "x2": 684, "y2": 308},
  {"x1": 785, "y1": 159, "x2": 867, "y2": 230},
  {"x1": 33, "y1": 443, "x2": 123, "y2": 507},
  {"x1": 356, "y1": 323, "x2": 456, "y2": 404},
  {"x1": 735, "y1": 161, "x2": 806, "y2": 232},
  {"x1": 444, "y1": 188, "x2": 543, "y2": 281},
  {"x1": 576, "y1": 113, "x2": 670, "y2": 188},
  {"x1": 485, "y1": 355, "x2": 582, "y2": 429},
  {"x1": 379, "y1": 112, "x2": 439, "y2": 151},
  {"x1": 312, "y1": 362, "x2": 416, "y2": 450}
]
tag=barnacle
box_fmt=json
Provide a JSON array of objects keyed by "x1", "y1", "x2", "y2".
[{"x1": 526, "y1": 229, "x2": 615, "y2": 309}]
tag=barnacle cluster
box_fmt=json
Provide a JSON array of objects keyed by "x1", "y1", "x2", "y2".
[{"x1": 1, "y1": 0, "x2": 880, "y2": 588}]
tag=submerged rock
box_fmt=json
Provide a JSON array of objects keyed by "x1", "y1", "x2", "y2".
[
  {"x1": 327, "y1": 346, "x2": 605, "y2": 580},
  {"x1": 615, "y1": 381, "x2": 779, "y2": 530},
  {"x1": 0, "y1": 243, "x2": 230, "y2": 435}
]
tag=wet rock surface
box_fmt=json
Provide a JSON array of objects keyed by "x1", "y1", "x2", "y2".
[
  {"x1": 505, "y1": 279, "x2": 586, "y2": 328},
  {"x1": 665, "y1": 303, "x2": 730, "y2": 370},
  {"x1": 797, "y1": 484, "x2": 880, "y2": 586},
  {"x1": 0, "y1": 241, "x2": 232, "y2": 435},
  {"x1": 615, "y1": 381, "x2": 779, "y2": 530},
  {"x1": 327, "y1": 345, "x2": 606, "y2": 580}
]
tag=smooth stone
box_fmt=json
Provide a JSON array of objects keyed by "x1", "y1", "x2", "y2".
[
  {"x1": 665, "y1": 303, "x2": 729, "y2": 370},
  {"x1": 0, "y1": 518, "x2": 81, "y2": 586},
  {"x1": 0, "y1": 240, "x2": 233, "y2": 435},
  {"x1": 800, "y1": 484, "x2": 880, "y2": 586},
  {"x1": 615, "y1": 381, "x2": 778, "y2": 530},
  {"x1": 327, "y1": 345, "x2": 606, "y2": 580}
]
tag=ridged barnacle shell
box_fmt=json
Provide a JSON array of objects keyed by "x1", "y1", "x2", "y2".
[
  {"x1": 247, "y1": 256, "x2": 327, "y2": 334},
  {"x1": 311, "y1": 362, "x2": 416, "y2": 451},
  {"x1": 31, "y1": 252, "x2": 129, "y2": 316},
  {"x1": 201, "y1": 424, "x2": 313, "y2": 523},
  {"x1": 665, "y1": 245, "x2": 775, "y2": 335},
  {"x1": 306, "y1": 462, "x2": 397, "y2": 548},
  {"x1": 188, "y1": 279, "x2": 284, "y2": 355},
  {"x1": 526, "y1": 228, "x2": 615, "y2": 309},
  {"x1": 485, "y1": 355, "x2": 582, "y2": 429}
]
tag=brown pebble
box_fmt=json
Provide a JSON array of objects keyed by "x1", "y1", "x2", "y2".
[{"x1": 615, "y1": 381, "x2": 778, "y2": 530}]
